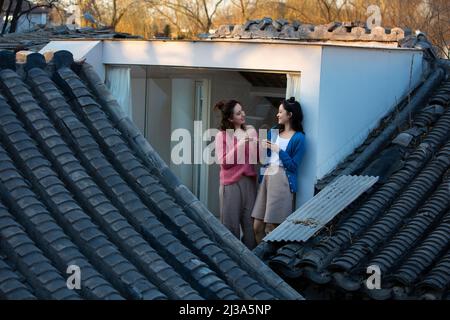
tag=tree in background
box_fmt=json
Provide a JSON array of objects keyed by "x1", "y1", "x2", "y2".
[
  {"x1": 163, "y1": 23, "x2": 171, "y2": 37},
  {"x1": 76, "y1": 0, "x2": 138, "y2": 29},
  {"x1": 0, "y1": 0, "x2": 61, "y2": 34},
  {"x1": 144, "y1": 0, "x2": 224, "y2": 35},
  {"x1": 283, "y1": 0, "x2": 449, "y2": 57},
  {"x1": 141, "y1": 0, "x2": 448, "y2": 55},
  {"x1": 7, "y1": 1, "x2": 445, "y2": 58}
]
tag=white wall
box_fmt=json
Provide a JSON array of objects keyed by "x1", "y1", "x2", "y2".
[
  {"x1": 102, "y1": 40, "x2": 322, "y2": 73},
  {"x1": 42, "y1": 39, "x2": 425, "y2": 212},
  {"x1": 45, "y1": 39, "x2": 324, "y2": 209},
  {"x1": 316, "y1": 46, "x2": 425, "y2": 178},
  {"x1": 40, "y1": 41, "x2": 105, "y2": 81},
  {"x1": 85, "y1": 42, "x2": 105, "y2": 82},
  {"x1": 110, "y1": 41, "x2": 424, "y2": 210}
]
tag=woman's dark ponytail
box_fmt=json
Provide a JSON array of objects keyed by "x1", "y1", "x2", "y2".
[{"x1": 279, "y1": 97, "x2": 305, "y2": 134}]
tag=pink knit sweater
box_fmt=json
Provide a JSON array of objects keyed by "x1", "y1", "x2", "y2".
[{"x1": 215, "y1": 130, "x2": 257, "y2": 186}]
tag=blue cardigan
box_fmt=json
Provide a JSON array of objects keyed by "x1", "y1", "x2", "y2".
[{"x1": 259, "y1": 127, "x2": 306, "y2": 193}]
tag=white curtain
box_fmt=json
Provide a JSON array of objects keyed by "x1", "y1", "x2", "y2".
[
  {"x1": 286, "y1": 73, "x2": 301, "y2": 101},
  {"x1": 106, "y1": 66, "x2": 132, "y2": 119}
]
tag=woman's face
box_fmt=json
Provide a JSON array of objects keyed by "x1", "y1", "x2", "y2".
[
  {"x1": 229, "y1": 103, "x2": 246, "y2": 127},
  {"x1": 277, "y1": 104, "x2": 292, "y2": 125}
]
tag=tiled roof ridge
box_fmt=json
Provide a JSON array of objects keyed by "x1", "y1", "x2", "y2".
[
  {"x1": 329, "y1": 164, "x2": 450, "y2": 299},
  {"x1": 1, "y1": 25, "x2": 140, "y2": 39},
  {"x1": 212, "y1": 18, "x2": 425, "y2": 45},
  {"x1": 329, "y1": 146, "x2": 450, "y2": 272},
  {"x1": 0, "y1": 25, "x2": 141, "y2": 52}
]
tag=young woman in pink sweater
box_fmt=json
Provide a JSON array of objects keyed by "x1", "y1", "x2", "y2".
[{"x1": 214, "y1": 99, "x2": 258, "y2": 249}]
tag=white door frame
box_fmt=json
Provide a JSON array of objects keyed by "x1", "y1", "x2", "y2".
[{"x1": 193, "y1": 79, "x2": 211, "y2": 204}]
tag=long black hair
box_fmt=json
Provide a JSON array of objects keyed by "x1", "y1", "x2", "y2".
[
  {"x1": 214, "y1": 99, "x2": 246, "y2": 131},
  {"x1": 277, "y1": 97, "x2": 305, "y2": 134}
]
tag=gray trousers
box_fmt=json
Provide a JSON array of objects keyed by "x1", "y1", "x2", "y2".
[{"x1": 219, "y1": 176, "x2": 257, "y2": 249}]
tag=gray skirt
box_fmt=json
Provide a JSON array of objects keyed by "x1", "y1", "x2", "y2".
[{"x1": 251, "y1": 166, "x2": 294, "y2": 224}]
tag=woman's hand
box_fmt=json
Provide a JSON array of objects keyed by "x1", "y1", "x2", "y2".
[
  {"x1": 237, "y1": 136, "x2": 250, "y2": 147},
  {"x1": 236, "y1": 131, "x2": 257, "y2": 146},
  {"x1": 262, "y1": 139, "x2": 280, "y2": 153}
]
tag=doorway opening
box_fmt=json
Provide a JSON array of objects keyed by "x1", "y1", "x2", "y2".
[{"x1": 126, "y1": 65, "x2": 296, "y2": 216}]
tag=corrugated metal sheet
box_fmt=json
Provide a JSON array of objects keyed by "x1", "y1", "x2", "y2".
[{"x1": 264, "y1": 175, "x2": 379, "y2": 242}]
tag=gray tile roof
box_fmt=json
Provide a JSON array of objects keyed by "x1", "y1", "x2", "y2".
[
  {"x1": 0, "y1": 26, "x2": 140, "y2": 51},
  {"x1": 213, "y1": 19, "x2": 408, "y2": 43},
  {"x1": 211, "y1": 19, "x2": 441, "y2": 62},
  {"x1": 263, "y1": 68, "x2": 450, "y2": 300},
  {"x1": 0, "y1": 49, "x2": 301, "y2": 300}
]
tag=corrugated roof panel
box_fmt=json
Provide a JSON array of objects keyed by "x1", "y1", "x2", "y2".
[{"x1": 264, "y1": 175, "x2": 379, "y2": 242}]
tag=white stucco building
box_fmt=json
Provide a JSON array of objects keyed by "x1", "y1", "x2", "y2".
[{"x1": 40, "y1": 28, "x2": 428, "y2": 216}]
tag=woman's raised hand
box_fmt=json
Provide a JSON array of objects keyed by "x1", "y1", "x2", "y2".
[{"x1": 262, "y1": 139, "x2": 279, "y2": 153}]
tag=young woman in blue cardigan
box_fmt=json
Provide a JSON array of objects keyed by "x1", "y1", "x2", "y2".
[{"x1": 251, "y1": 97, "x2": 306, "y2": 244}]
